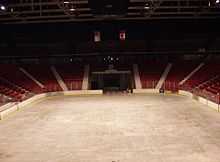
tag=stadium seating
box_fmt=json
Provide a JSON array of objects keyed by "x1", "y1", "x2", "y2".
[
  {"x1": 164, "y1": 61, "x2": 199, "y2": 91},
  {"x1": 138, "y1": 60, "x2": 220, "y2": 104},
  {"x1": 22, "y1": 65, "x2": 62, "y2": 92},
  {"x1": 178, "y1": 62, "x2": 220, "y2": 103},
  {"x1": 55, "y1": 64, "x2": 84, "y2": 90},
  {"x1": 192, "y1": 75, "x2": 220, "y2": 103},
  {"x1": 0, "y1": 64, "x2": 42, "y2": 93},
  {"x1": 139, "y1": 61, "x2": 167, "y2": 88},
  {"x1": 0, "y1": 61, "x2": 219, "y2": 104},
  {"x1": 0, "y1": 81, "x2": 27, "y2": 101},
  {"x1": 182, "y1": 62, "x2": 220, "y2": 90},
  {"x1": 0, "y1": 64, "x2": 85, "y2": 103}
]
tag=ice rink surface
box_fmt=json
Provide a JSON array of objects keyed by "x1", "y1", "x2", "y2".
[{"x1": 0, "y1": 94, "x2": 220, "y2": 162}]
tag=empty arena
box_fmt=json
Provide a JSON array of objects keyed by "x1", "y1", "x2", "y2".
[
  {"x1": 1, "y1": 0, "x2": 220, "y2": 161},
  {"x1": 1, "y1": 93, "x2": 220, "y2": 162}
]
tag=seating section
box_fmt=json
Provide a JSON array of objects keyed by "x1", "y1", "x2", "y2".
[
  {"x1": 138, "y1": 61, "x2": 220, "y2": 103},
  {"x1": 22, "y1": 65, "x2": 62, "y2": 92},
  {"x1": 182, "y1": 62, "x2": 220, "y2": 90},
  {"x1": 0, "y1": 61, "x2": 220, "y2": 104},
  {"x1": 191, "y1": 75, "x2": 220, "y2": 103},
  {"x1": 203, "y1": 77, "x2": 220, "y2": 95},
  {"x1": 55, "y1": 64, "x2": 84, "y2": 90},
  {"x1": 164, "y1": 61, "x2": 199, "y2": 91},
  {"x1": 0, "y1": 80, "x2": 28, "y2": 101},
  {"x1": 0, "y1": 64, "x2": 42, "y2": 93},
  {"x1": 0, "y1": 64, "x2": 85, "y2": 103},
  {"x1": 139, "y1": 61, "x2": 167, "y2": 88},
  {"x1": 176, "y1": 62, "x2": 220, "y2": 103}
]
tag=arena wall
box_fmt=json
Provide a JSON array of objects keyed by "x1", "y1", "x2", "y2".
[
  {"x1": 1, "y1": 89, "x2": 219, "y2": 120},
  {"x1": 179, "y1": 90, "x2": 219, "y2": 112},
  {"x1": 0, "y1": 90, "x2": 102, "y2": 120}
]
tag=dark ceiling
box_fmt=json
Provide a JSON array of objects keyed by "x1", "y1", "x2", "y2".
[
  {"x1": 0, "y1": 0, "x2": 220, "y2": 24},
  {"x1": 0, "y1": 19, "x2": 219, "y2": 58},
  {"x1": 0, "y1": 1, "x2": 219, "y2": 59}
]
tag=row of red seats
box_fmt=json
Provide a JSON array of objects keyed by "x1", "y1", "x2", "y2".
[
  {"x1": 0, "y1": 64, "x2": 86, "y2": 103},
  {"x1": 22, "y1": 65, "x2": 62, "y2": 92},
  {"x1": 0, "y1": 64, "x2": 42, "y2": 93},
  {"x1": 162, "y1": 61, "x2": 199, "y2": 92},
  {"x1": 138, "y1": 61, "x2": 220, "y2": 103},
  {"x1": 182, "y1": 62, "x2": 220, "y2": 103},
  {"x1": 183, "y1": 62, "x2": 220, "y2": 89},
  {"x1": 196, "y1": 76, "x2": 220, "y2": 95},
  {"x1": 139, "y1": 61, "x2": 167, "y2": 88},
  {"x1": 55, "y1": 64, "x2": 84, "y2": 90},
  {"x1": 0, "y1": 85, "x2": 25, "y2": 101}
]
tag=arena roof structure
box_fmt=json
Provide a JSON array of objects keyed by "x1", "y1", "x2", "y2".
[
  {"x1": 0, "y1": 0, "x2": 220, "y2": 59},
  {"x1": 0, "y1": 0, "x2": 220, "y2": 24}
]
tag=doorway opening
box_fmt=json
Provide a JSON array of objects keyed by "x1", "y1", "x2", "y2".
[{"x1": 90, "y1": 70, "x2": 133, "y2": 94}]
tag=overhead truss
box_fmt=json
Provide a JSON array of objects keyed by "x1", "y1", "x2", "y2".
[{"x1": 0, "y1": 0, "x2": 220, "y2": 24}]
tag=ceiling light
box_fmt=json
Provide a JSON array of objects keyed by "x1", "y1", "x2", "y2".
[
  {"x1": 144, "y1": 3, "x2": 150, "y2": 10},
  {"x1": 144, "y1": 6, "x2": 150, "y2": 9},
  {"x1": 64, "y1": 1, "x2": 70, "y2": 4},
  {"x1": 70, "y1": 8, "x2": 75, "y2": 11},
  {"x1": 216, "y1": 0, "x2": 220, "y2": 4},
  {"x1": 0, "y1": 5, "x2": 6, "y2": 11}
]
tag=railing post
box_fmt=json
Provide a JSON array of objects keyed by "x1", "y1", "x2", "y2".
[{"x1": 218, "y1": 93, "x2": 219, "y2": 112}]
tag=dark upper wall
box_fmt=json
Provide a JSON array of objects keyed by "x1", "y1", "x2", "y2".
[{"x1": 0, "y1": 19, "x2": 220, "y2": 57}]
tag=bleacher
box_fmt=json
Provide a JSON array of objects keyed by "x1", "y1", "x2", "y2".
[
  {"x1": 55, "y1": 64, "x2": 84, "y2": 90},
  {"x1": 0, "y1": 61, "x2": 220, "y2": 105},
  {"x1": 182, "y1": 62, "x2": 220, "y2": 91},
  {"x1": 164, "y1": 61, "x2": 199, "y2": 91},
  {"x1": 0, "y1": 63, "x2": 85, "y2": 104},
  {"x1": 22, "y1": 65, "x2": 62, "y2": 92},
  {"x1": 137, "y1": 60, "x2": 220, "y2": 104},
  {"x1": 0, "y1": 64, "x2": 38, "y2": 93},
  {"x1": 139, "y1": 61, "x2": 167, "y2": 88},
  {"x1": 0, "y1": 80, "x2": 27, "y2": 101}
]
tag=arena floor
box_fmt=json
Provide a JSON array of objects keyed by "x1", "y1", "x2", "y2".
[{"x1": 0, "y1": 94, "x2": 220, "y2": 162}]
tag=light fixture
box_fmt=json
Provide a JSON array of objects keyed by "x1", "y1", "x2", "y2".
[
  {"x1": 216, "y1": 0, "x2": 220, "y2": 4},
  {"x1": 64, "y1": 1, "x2": 70, "y2": 4},
  {"x1": 144, "y1": 6, "x2": 150, "y2": 9},
  {"x1": 144, "y1": 3, "x2": 150, "y2": 10},
  {"x1": 70, "y1": 8, "x2": 75, "y2": 11},
  {"x1": 0, "y1": 5, "x2": 6, "y2": 11}
]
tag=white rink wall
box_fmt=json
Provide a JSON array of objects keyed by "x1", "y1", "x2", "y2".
[
  {"x1": 1, "y1": 89, "x2": 219, "y2": 120},
  {"x1": 179, "y1": 90, "x2": 219, "y2": 112},
  {"x1": 133, "y1": 89, "x2": 159, "y2": 94},
  {"x1": 0, "y1": 90, "x2": 102, "y2": 120}
]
